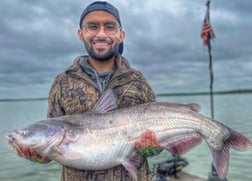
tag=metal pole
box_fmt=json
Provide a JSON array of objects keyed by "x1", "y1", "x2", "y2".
[
  {"x1": 206, "y1": 0, "x2": 215, "y2": 119},
  {"x1": 205, "y1": 2, "x2": 229, "y2": 181},
  {"x1": 207, "y1": 32, "x2": 214, "y2": 119}
]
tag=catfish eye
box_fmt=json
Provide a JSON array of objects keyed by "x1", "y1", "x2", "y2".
[{"x1": 19, "y1": 130, "x2": 27, "y2": 136}]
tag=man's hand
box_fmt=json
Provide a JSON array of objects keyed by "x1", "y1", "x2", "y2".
[
  {"x1": 135, "y1": 129, "x2": 161, "y2": 157},
  {"x1": 18, "y1": 146, "x2": 50, "y2": 163}
]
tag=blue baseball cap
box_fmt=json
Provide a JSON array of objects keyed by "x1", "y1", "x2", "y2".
[{"x1": 79, "y1": 1, "x2": 123, "y2": 54}]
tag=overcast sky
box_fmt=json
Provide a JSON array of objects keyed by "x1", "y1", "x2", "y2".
[{"x1": 1, "y1": 0, "x2": 252, "y2": 98}]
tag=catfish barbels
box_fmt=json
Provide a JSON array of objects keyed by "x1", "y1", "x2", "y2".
[{"x1": 5, "y1": 90, "x2": 251, "y2": 180}]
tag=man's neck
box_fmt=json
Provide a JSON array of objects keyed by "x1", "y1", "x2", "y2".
[{"x1": 88, "y1": 57, "x2": 115, "y2": 73}]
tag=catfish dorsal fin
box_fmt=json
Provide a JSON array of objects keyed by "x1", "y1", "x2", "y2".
[
  {"x1": 92, "y1": 89, "x2": 118, "y2": 113},
  {"x1": 186, "y1": 103, "x2": 201, "y2": 112}
]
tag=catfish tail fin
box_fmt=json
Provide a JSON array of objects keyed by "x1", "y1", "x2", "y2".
[
  {"x1": 211, "y1": 128, "x2": 252, "y2": 180},
  {"x1": 225, "y1": 128, "x2": 252, "y2": 151}
]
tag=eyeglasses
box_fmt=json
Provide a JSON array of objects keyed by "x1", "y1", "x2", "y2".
[{"x1": 83, "y1": 22, "x2": 121, "y2": 35}]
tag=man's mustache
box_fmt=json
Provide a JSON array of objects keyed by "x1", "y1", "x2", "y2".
[{"x1": 91, "y1": 38, "x2": 113, "y2": 45}]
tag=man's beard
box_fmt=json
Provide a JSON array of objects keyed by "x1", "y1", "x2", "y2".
[{"x1": 84, "y1": 38, "x2": 119, "y2": 62}]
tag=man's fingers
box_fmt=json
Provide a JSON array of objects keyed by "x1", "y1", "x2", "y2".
[
  {"x1": 135, "y1": 129, "x2": 160, "y2": 151},
  {"x1": 143, "y1": 129, "x2": 151, "y2": 138},
  {"x1": 141, "y1": 130, "x2": 159, "y2": 148},
  {"x1": 16, "y1": 147, "x2": 23, "y2": 157},
  {"x1": 41, "y1": 156, "x2": 50, "y2": 162},
  {"x1": 20, "y1": 146, "x2": 31, "y2": 159},
  {"x1": 15, "y1": 146, "x2": 49, "y2": 163},
  {"x1": 141, "y1": 137, "x2": 147, "y2": 148},
  {"x1": 145, "y1": 136, "x2": 152, "y2": 147},
  {"x1": 135, "y1": 141, "x2": 141, "y2": 149},
  {"x1": 150, "y1": 132, "x2": 159, "y2": 148},
  {"x1": 30, "y1": 149, "x2": 38, "y2": 160},
  {"x1": 19, "y1": 147, "x2": 40, "y2": 160}
]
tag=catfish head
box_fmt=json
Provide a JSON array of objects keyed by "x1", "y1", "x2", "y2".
[{"x1": 5, "y1": 120, "x2": 64, "y2": 156}]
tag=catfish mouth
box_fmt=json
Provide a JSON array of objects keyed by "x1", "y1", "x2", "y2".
[
  {"x1": 5, "y1": 131, "x2": 24, "y2": 156},
  {"x1": 5, "y1": 132, "x2": 14, "y2": 144},
  {"x1": 5, "y1": 131, "x2": 18, "y2": 145}
]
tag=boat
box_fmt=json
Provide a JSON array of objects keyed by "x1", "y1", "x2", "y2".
[{"x1": 150, "y1": 155, "x2": 228, "y2": 181}]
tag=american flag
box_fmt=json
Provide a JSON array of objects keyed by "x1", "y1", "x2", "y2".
[{"x1": 201, "y1": 6, "x2": 215, "y2": 46}]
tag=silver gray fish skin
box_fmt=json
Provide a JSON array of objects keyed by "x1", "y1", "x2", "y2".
[{"x1": 5, "y1": 102, "x2": 252, "y2": 180}]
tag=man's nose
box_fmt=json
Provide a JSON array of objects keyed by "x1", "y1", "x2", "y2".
[{"x1": 96, "y1": 25, "x2": 107, "y2": 36}]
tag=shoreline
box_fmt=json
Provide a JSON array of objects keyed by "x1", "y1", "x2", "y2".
[
  {"x1": 1, "y1": 88, "x2": 252, "y2": 102},
  {"x1": 157, "y1": 88, "x2": 252, "y2": 97}
]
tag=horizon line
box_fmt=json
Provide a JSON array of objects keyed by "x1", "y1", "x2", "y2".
[{"x1": 1, "y1": 88, "x2": 252, "y2": 102}]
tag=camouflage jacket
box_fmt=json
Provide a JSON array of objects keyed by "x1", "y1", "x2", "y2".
[{"x1": 47, "y1": 55, "x2": 156, "y2": 181}]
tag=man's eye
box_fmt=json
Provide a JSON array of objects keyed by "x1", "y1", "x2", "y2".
[
  {"x1": 88, "y1": 24, "x2": 99, "y2": 30},
  {"x1": 105, "y1": 23, "x2": 116, "y2": 30}
]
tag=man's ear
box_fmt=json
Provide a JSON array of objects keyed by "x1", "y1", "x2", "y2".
[
  {"x1": 77, "y1": 29, "x2": 84, "y2": 41},
  {"x1": 119, "y1": 30, "x2": 125, "y2": 43}
]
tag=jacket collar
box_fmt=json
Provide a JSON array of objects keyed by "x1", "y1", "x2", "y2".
[{"x1": 66, "y1": 54, "x2": 131, "y2": 74}]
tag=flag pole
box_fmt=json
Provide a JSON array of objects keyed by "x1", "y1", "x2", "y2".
[
  {"x1": 201, "y1": 2, "x2": 228, "y2": 180},
  {"x1": 201, "y1": 0, "x2": 215, "y2": 119},
  {"x1": 206, "y1": 0, "x2": 214, "y2": 119}
]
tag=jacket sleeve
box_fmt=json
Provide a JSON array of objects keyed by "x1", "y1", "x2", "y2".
[
  {"x1": 133, "y1": 71, "x2": 156, "y2": 103},
  {"x1": 47, "y1": 75, "x2": 65, "y2": 118},
  {"x1": 139, "y1": 74, "x2": 156, "y2": 103}
]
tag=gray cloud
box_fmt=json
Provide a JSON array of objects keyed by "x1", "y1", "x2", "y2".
[{"x1": 1, "y1": 0, "x2": 252, "y2": 98}]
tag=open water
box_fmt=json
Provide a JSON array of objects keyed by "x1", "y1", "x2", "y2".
[{"x1": 0, "y1": 93, "x2": 251, "y2": 180}]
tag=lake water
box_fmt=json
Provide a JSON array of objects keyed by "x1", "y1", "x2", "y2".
[{"x1": 0, "y1": 94, "x2": 251, "y2": 180}]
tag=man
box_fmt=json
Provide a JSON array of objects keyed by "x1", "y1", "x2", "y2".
[{"x1": 18, "y1": 1, "x2": 157, "y2": 180}]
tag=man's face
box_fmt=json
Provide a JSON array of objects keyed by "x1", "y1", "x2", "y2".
[{"x1": 78, "y1": 11, "x2": 125, "y2": 61}]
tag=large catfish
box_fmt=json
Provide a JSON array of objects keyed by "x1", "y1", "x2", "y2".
[{"x1": 5, "y1": 90, "x2": 251, "y2": 180}]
